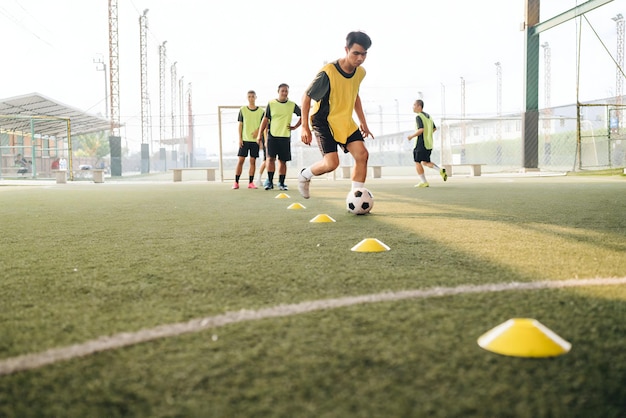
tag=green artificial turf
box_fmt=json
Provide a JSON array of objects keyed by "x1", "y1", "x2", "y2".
[{"x1": 0, "y1": 174, "x2": 625, "y2": 417}]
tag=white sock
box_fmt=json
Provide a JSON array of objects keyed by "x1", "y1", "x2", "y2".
[
  {"x1": 419, "y1": 174, "x2": 427, "y2": 182},
  {"x1": 352, "y1": 181, "x2": 364, "y2": 189},
  {"x1": 301, "y1": 167, "x2": 313, "y2": 179}
]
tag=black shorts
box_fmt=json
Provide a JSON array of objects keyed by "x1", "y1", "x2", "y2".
[
  {"x1": 413, "y1": 145, "x2": 432, "y2": 163},
  {"x1": 237, "y1": 141, "x2": 259, "y2": 158},
  {"x1": 313, "y1": 125, "x2": 364, "y2": 155},
  {"x1": 267, "y1": 136, "x2": 291, "y2": 161}
]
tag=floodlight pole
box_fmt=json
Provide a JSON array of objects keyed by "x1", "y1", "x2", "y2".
[{"x1": 94, "y1": 57, "x2": 108, "y2": 119}]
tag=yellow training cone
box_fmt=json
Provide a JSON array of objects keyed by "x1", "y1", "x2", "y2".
[
  {"x1": 310, "y1": 214, "x2": 336, "y2": 223},
  {"x1": 275, "y1": 193, "x2": 290, "y2": 199},
  {"x1": 287, "y1": 203, "x2": 306, "y2": 210},
  {"x1": 477, "y1": 318, "x2": 571, "y2": 358},
  {"x1": 351, "y1": 238, "x2": 390, "y2": 252}
]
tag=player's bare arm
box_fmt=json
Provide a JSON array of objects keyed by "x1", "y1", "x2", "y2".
[
  {"x1": 300, "y1": 93, "x2": 313, "y2": 145},
  {"x1": 408, "y1": 128, "x2": 424, "y2": 141},
  {"x1": 256, "y1": 117, "x2": 268, "y2": 142},
  {"x1": 290, "y1": 117, "x2": 302, "y2": 131},
  {"x1": 238, "y1": 122, "x2": 244, "y2": 147},
  {"x1": 354, "y1": 95, "x2": 374, "y2": 139}
]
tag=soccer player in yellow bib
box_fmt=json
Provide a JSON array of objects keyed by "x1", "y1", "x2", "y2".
[
  {"x1": 257, "y1": 84, "x2": 302, "y2": 191},
  {"x1": 298, "y1": 31, "x2": 374, "y2": 199},
  {"x1": 234, "y1": 90, "x2": 264, "y2": 189},
  {"x1": 407, "y1": 99, "x2": 447, "y2": 187}
]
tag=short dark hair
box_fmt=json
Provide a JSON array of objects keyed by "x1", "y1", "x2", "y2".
[
  {"x1": 416, "y1": 99, "x2": 424, "y2": 108},
  {"x1": 247, "y1": 90, "x2": 256, "y2": 95},
  {"x1": 346, "y1": 31, "x2": 372, "y2": 50},
  {"x1": 278, "y1": 83, "x2": 289, "y2": 90}
]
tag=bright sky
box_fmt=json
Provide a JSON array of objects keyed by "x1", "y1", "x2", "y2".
[{"x1": 0, "y1": 0, "x2": 623, "y2": 152}]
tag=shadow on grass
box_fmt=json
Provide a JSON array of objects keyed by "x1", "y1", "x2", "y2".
[{"x1": 0, "y1": 178, "x2": 625, "y2": 357}]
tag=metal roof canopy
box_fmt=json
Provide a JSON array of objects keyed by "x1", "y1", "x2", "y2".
[{"x1": 0, "y1": 92, "x2": 112, "y2": 138}]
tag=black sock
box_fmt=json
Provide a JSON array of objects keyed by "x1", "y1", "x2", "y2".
[
  {"x1": 235, "y1": 175, "x2": 240, "y2": 182},
  {"x1": 268, "y1": 172, "x2": 274, "y2": 182},
  {"x1": 249, "y1": 175, "x2": 254, "y2": 183},
  {"x1": 279, "y1": 174, "x2": 285, "y2": 184}
]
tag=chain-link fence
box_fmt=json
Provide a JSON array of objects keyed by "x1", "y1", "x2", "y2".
[
  {"x1": 0, "y1": 116, "x2": 106, "y2": 181},
  {"x1": 576, "y1": 103, "x2": 626, "y2": 170},
  {"x1": 203, "y1": 101, "x2": 626, "y2": 181},
  {"x1": 427, "y1": 101, "x2": 626, "y2": 173},
  {"x1": 0, "y1": 132, "x2": 65, "y2": 180}
]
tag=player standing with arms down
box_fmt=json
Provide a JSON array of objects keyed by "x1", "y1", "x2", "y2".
[
  {"x1": 234, "y1": 90, "x2": 264, "y2": 189},
  {"x1": 298, "y1": 31, "x2": 374, "y2": 199},
  {"x1": 257, "y1": 84, "x2": 302, "y2": 191}
]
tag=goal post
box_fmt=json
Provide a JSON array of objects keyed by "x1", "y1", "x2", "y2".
[{"x1": 217, "y1": 105, "x2": 242, "y2": 182}]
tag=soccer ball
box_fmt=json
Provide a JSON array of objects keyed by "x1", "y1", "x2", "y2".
[{"x1": 346, "y1": 187, "x2": 374, "y2": 215}]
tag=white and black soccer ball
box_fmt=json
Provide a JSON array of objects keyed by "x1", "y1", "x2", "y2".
[{"x1": 346, "y1": 187, "x2": 374, "y2": 215}]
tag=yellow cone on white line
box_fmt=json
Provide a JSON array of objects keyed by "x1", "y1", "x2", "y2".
[
  {"x1": 477, "y1": 318, "x2": 571, "y2": 358},
  {"x1": 310, "y1": 214, "x2": 336, "y2": 223},
  {"x1": 351, "y1": 238, "x2": 390, "y2": 252},
  {"x1": 275, "y1": 193, "x2": 290, "y2": 199},
  {"x1": 287, "y1": 203, "x2": 306, "y2": 210}
]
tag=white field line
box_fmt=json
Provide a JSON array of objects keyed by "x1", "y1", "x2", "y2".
[{"x1": 1, "y1": 277, "x2": 625, "y2": 376}]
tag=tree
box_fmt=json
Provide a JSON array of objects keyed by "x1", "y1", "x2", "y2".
[{"x1": 73, "y1": 130, "x2": 110, "y2": 164}]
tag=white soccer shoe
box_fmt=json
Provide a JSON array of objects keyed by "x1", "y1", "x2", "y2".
[{"x1": 298, "y1": 169, "x2": 310, "y2": 199}]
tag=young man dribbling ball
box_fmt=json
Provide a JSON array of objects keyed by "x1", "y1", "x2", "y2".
[{"x1": 298, "y1": 31, "x2": 374, "y2": 199}]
